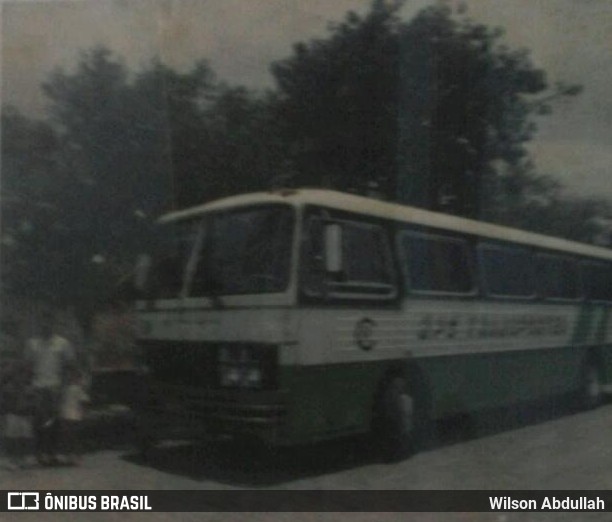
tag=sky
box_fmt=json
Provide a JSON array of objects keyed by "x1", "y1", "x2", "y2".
[{"x1": 1, "y1": 0, "x2": 611, "y2": 200}]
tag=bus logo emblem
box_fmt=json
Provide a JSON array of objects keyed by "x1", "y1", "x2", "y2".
[{"x1": 354, "y1": 318, "x2": 377, "y2": 351}]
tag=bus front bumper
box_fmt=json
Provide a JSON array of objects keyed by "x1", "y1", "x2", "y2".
[{"x1": 135, "y1": 382, "x2": 287, "y2": 443}]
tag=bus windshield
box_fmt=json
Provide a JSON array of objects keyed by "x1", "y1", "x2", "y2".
[
  {"x1": 144, "y1": 204, "x2": 294, "y2": 299},
  {"x1": 144, "y1": 219, "x2": 199, "y2": 299},
  {"x1": 190, "y1": 205, "x2": 294, "y2": 296}
]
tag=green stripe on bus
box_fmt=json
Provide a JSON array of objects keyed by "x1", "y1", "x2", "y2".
[
  {"x1": 571, "y1": 304, "x2": 596, "y2": 345},
  {"x1": 594, "y1": 307, "x2": 609, "y2": 344}
]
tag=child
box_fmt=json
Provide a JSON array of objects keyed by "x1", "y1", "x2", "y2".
[
  {"x1": 2, "y1": 361, "x2": 33, "y2": 469},
  {"x1": 59, "y1": 365, "x2": 89, "y2": 465}
]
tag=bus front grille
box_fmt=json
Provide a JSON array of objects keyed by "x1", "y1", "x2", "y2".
[{"x1": 138, "y1": 340, "x2": 278, "y2": 390}]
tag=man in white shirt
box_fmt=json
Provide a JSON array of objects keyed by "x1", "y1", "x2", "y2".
[
  {"x1": 59, "y1": 365, "x2": 89, "y2": 465},
  {"x1": 25, "y1": 311, "x2": 75, "y2": 465}
]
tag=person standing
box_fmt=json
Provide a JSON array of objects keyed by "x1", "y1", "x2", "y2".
[
  {"x1": 25, "y1": 311, "x2": 75, "y2": 466},
  {"x1": 59, "y1": 365, "x2": 89, "y2": 465}
]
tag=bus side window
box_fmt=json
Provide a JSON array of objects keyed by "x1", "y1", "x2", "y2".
[
  {"x1": 582, "y1": 262, "x2": 612, "y2": 302},
  {"x1": 480, "y1": 244, "x2": 535, "y2": 298},
  {"x1": 400, "y1": 232, "x2": 474, "y2": 294},
  {"x1": 303, "y1": 217, "x2": 396, "y2": 298},
  {"x1": 537, "y1": 255, "x2": 580, "y2": 301},
  {"x1": 340, "y1": 223, "x2": 394, "y2": 286}
]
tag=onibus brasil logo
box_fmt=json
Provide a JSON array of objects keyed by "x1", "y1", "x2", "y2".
[{"x1": 8, "y1": 492, "x2": 40, "y2": 510}]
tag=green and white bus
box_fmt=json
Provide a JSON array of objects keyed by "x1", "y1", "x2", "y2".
[{"x1": 134, "y1": 188, "x2": 612, "y2": 458}]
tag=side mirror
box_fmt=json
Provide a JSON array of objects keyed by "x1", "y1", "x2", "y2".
[
  {"x1": 134, "y1": 254, "x2": 152, "y2": 291},
  {"x1": 324, "y1": 223, "x2": 343, "y2": 273}
]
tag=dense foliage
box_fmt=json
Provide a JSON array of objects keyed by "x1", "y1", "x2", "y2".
[{"x1": 1, "y1": 1, "x2": 608, "y2": 311}]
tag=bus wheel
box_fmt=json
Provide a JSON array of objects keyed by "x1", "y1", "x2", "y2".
[
  {"x1": 580, "y1": 361, "x2": 603, "y2": 410},
  {"x1": 134, "y1": 423, "x2": 158, "y2": 461},
  {"x1": 137, "y1": 435, "x2": 158, "y2": 461},
  {"x1": 377, "y1": 376, "x2": 425, "y2": 462}
]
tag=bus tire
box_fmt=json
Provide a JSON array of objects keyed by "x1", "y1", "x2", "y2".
[
  {"x1": 134, "y1": 422, "x2": 158, "y2": 461},
  {"x1": 579, "y1": 360, "x2": 603, "y2": 410},
  {"x1": 376, "y1": 375, "x2": 427, "y2": 462}
]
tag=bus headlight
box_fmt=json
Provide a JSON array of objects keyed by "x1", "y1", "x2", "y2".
[
  {"x1": 220, "y1": 366, "x2": 244, "y2": 387},
  {"x1": 218, "y1": 359, "x2": 262, "y2": 388},
  {"x1": 217, "y1": 344, "x2": 275, "y2": 389},
  {"x1": 245, "y1": 367, "x2": 262, "y2": 387}
]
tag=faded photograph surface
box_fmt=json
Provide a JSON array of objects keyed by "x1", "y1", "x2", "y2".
[{"x1": 1, "y1": 0, "x2": 612, "y2": 519}]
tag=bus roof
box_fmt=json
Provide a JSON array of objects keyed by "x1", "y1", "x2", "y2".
[{"x1": 160, "y1": 188, "x2": 612, "y2": 261}]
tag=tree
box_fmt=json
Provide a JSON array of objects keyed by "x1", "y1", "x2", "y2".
[
  {"x1": 271, "y1": 1, "x2": 580, "y2": 219},
  {"x1": 131, "y1": 58, "x2": 216, "y2": 208},
  {"x1": 35, "y1": 48, "x2": 165, "y2": 309},
  {"x1": 397, "y1": 4, "x2": 551, "y2": 217},
  {"x1": 198, "y1": 86, "x2": 291, "y2": 201},
  {"x1": 272, "y1": 0, "x2": 401, "y2": 195},
  {"x1": 42, "y1": 48, "x2": 174, "y2": 252},
  {"x1": 488, "y1": 160, "x2": 612, "y2": 243},
  {"x1": 0, "y1": 106, "x2": 66, "y2": 301},
  {"x1": 6, "y1": 47, "x2": 289, "y2": 311},
  {"x1": 132, "y1": 60, "x2": 289, "y2": 207}
]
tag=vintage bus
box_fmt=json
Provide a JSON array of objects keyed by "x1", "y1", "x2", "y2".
[{"x1": 133, "y1": 188, "x2": 612, "y2": 459}]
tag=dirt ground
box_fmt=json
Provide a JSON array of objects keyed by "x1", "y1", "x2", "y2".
[{"x1": 2, "y1": 399, "x2": 612, "y2": 522}]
